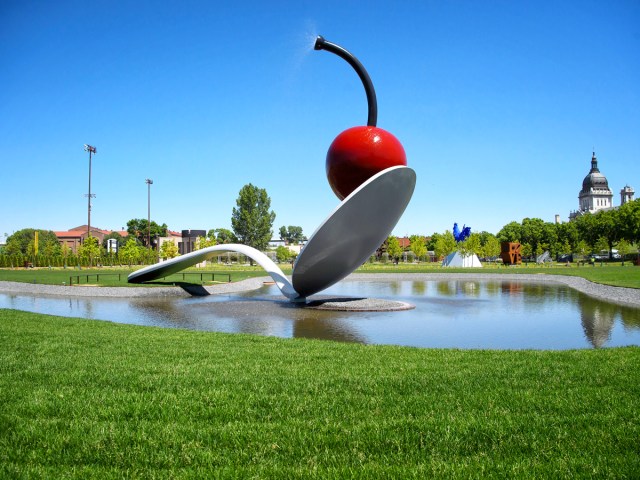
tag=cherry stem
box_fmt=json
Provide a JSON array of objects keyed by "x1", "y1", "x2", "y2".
[{"x1": 314, "y1": 36, "x2": 378, "y2": 127}]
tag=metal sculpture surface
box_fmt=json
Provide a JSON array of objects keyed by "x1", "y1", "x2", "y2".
[
  {"x1": 500, "y1": 242, "x2": 522, "y2": 265},
  {"x1": 128, "y1": 36, "x2": 416, "y2": 300}
]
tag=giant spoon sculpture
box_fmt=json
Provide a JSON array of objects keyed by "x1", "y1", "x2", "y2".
[{"x1": 128, "y1": 36, "x2": 416, "y2": 301}]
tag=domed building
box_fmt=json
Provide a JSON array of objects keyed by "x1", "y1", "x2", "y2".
[{"x1": 569, "y1": 152, "x2": 634, "y2": 220}]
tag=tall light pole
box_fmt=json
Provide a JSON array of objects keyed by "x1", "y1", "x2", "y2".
[
  {"x1": 84, "y1": 144, "x2": 97, "y2": 239},
  {"x1": 145, "y1": 178, "x2": 153, "y2": 250}
]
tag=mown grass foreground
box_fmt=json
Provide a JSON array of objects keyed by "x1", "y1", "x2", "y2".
[{"x1": 1, "y1": 309, "x2": 639, "y2": 478}]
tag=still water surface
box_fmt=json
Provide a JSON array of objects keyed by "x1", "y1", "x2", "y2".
[{"x1": 2, "y1": 280, "x2": 639, "y2": 349}]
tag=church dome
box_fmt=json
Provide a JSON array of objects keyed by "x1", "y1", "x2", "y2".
[{"x1": 581, "y1": 152, "x2": 610, "y2": 193}]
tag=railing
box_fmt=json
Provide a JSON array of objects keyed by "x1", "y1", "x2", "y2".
[
  {"x1": 166, "y1": 272, "x2": 231, "y2": 283},
  {"x1": 69, "y1": 273, "x2": 122, "y2": 286},
  {"x1": 68, "y1": 272, "x2": 231, "y2": 285}
]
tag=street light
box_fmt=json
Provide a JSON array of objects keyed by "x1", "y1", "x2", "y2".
[
  {"x1": 84, "y1": 144, "x2": 97, "y2": 239},
  {"x1": 145, "y1": 178, "x2": 153, "y2": 250}
]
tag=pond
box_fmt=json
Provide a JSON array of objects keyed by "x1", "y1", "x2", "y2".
[{"x1": 2, "y1": 279, "x2": 639, "y2": 349}]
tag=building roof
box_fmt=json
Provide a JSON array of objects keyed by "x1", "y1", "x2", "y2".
[
  {"x1": 54, "y1": 227, "x2": 129, "y2": 239},
  {"x1": 580, "y1": 152, "x2": 611, "y2": 195},
  {"x1": 397, "y1": 237, "x2": 411, "y2": 249},
  {"x1": 53, "y1": 230, "x2": 85, "y2": 238}
]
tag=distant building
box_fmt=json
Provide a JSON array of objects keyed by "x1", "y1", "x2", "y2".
[
  {"x1": 620, "y1": 185, "x2": 635, "y2": 205},
  {"x1": 54, "y1": 225, "x2": 128, "y2": 254},
  {"x1": 158, "y1": 230, "x2": 182, "y2": 253},
  {"x1": 569, "y1": 152, "x2": 633, "y2": 220},
  {"x1": 397, "y1": 237, "x2": 411, "y2": 250},
  {"x1": 179, "y1": 229, "x2": 206, "y2": 255}
]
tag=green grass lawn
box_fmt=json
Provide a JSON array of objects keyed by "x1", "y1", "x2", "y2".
[
  {"x1": 0, "y1": 266, "x2": 272, "y2": 287},
  {"x1": 1, "y1": 309, "x2": 639, "y2": 478},
  {"x1": 357, "y1": 262, "x2": 640, "y2": 289},
  {"x1": 1, "y1": 262, "x2": 640, "y2": 288}
]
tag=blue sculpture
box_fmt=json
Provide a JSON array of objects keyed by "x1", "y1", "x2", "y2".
[{"x1": 453, "y1": 223, "x2": 471, "y2": 243}]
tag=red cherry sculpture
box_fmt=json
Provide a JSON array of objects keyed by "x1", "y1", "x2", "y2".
[
  {"x1": 327, "y1": 126, "x2": 406, "y2": 200},
  {"x1": 315, "y1": 36, "x2": 407, "y2": 200}
]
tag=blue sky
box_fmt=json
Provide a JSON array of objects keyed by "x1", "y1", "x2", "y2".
[{"x1": 1, "y1": 1, "x2": 638, "y2": 241}]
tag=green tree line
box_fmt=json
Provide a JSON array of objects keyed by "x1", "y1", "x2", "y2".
[
  {"x1": 4, "y1": 195, "x2": 637, "y2": 267},
  {"x1": 495, "y1": 199, "x2": 639, "y2": 259}
]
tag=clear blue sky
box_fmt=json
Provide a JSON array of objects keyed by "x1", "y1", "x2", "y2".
[{"x1": 1, "y1": 1, "x2": 638, "y2": 241}]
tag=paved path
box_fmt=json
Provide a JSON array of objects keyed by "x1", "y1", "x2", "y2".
[{"x1": 0, "y1": 273, "x2": 638, "y2": 307}]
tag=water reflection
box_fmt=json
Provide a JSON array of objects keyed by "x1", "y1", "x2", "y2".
[
  {"x1": 122, "y1": 295, "x2": 368, "y2": 343},
  {"x1": 411, "y1": 281, "x2": 426, "y2": 296},
  {"x1": 436, "y1": 281, "x2": 455, "y2": 296},
  {"x1": 577, "y1": 295, "x2": 640, "y2": 348},
  {"x1": 1, "y1": 280, "x2": 639, "y2": 349},
  {"x1": 461, "y1": 281, "x2": 480, "y2": 296}
]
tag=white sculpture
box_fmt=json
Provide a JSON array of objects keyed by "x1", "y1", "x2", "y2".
[
  {"x1": 129, "y1": 36, "x2": 417, "y2": 301},
  {"x1": 128, "y1": 165, "x2": 416, "y2": 300}
]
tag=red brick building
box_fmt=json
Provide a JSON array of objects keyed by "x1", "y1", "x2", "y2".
[{"x1": 54, "y1": 225, "x2": 128, "y2": 253}]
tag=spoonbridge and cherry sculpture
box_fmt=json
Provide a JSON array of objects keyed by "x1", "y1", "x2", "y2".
[{"x1": 128, "y1": 36, "x2": 416, "y2": 302}]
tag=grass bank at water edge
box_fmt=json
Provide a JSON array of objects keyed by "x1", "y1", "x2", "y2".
[
  {"x1": 1, "y1": 309, "x2": 639, "y2": 478},
  {"x1": 2, "y1": 263, "x2": 640, "y2": 289}
]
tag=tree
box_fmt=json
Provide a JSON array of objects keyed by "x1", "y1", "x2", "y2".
[
  {"x1": 592, "y1": 209, "x2": 620, "y2": 255},
  {"x1": 4, "y1": 237, "x2": 21, "y2": 256},
  {"x1": 425, "y1": 233, "x2": 439, "y2": 252},
  {"x1": 126, "y1": 219, "x2": 168, "y2": 247},
  {"x1": 231, "y1": 184, "x2": 276, "y2": 254},
  {"x1": 275, "y1": 245, "x2": 296, "y2": 263},
  {"x1": 103, "y1": 231, "x2": 123, "y2": 247},
  {"x1": 521, "y1": 218, "x2": 546, "y2": 256},
  {"x1": 616, "y1": 239, "x2": 631, "y2": 265},
  {"x1": 434, "y1": 230, "x2": 456, "y2": 260},
  {"x1": 557, "y1": 221, "x2": 579, "y2": 253},
  {"x1": 208, "y1": 228, "x2": 237, "y2": 244},
  {"x1": 574, "y1": 209, "x2": 620, "y2": 255},
  {"x1": 541, "y1": 222, "x2": 559, "y2": 257},
  {"x1": 376, "y1": 237, "x2": 389, "y2": 259},
  {"x1": 195, "y1": 235, "x2": 216, "y2": 250},
  {"x1": 5, "y1": 228, "x2": 60, "y2": 255},
  {"x1": 617, "y1": 199, "x2": 640, "y2": 243},
  {"x1": 40, "y1": 234, "x2": 61, "y2": 257},
  {"x1": 279, "y1": 226, "x2": 305, "y2": 245},
  {"x1": 459, "y1": 232, "x2": 481, "y2": 256},
  {"x1": 160, "y1": 241, "x2": 179, "y2": 259},
  {"x1": 575, "y1": 240, "x2": 589, "y2": 260},
  {"x1": 119, "y1": 238, "x2": 143, "y2": 266},
  {"x1": 61, "y1": 243, "x2": 71, "y2": 263},
  {"x1": 409, "y1": 235, "x2": 426, "y2": 261},
  {"x1": 77, "y1": 236, "x2": 102, "y2": 266},
  {"x1": 480, "y1": 234, "x2": 500, "y2": 260},
  {"x1": 387, "y1": 236, "x2": 403, "y2": 263},
  {"x1": 575, "y1": 212, "x2": 598, "y2": 248},
  {"x1": 594, "y1": 236, "x2": 609, "y2": 255},
  {"x1": 497, "y1": 221, "x2": 522, "y2": 243},
  {"x1": 102, "y1": 231, "x2": 124, "y2": 255}
]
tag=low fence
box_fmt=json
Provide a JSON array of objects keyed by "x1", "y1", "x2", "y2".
[
  {"x1": 68, "y1": 272, "x2": 232, "y2": 286},
  {"x1": 69, "y1": 273, "x2": 123, "y2": 286},
  {"x1": 165, "y1": 272, "x2": 231, "y2": 283}
]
